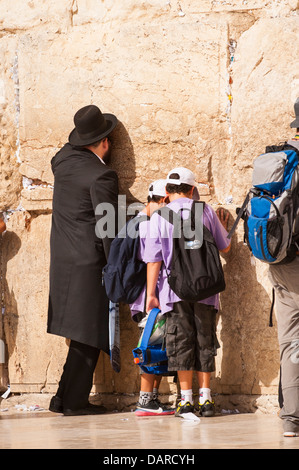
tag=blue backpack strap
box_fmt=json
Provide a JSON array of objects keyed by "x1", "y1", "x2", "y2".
[{"x1": 139, "y1": 308, "x2": 161, "y2": 349}]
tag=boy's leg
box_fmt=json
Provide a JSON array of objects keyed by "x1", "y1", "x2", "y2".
[
  {"x1": 135, "y1": 373, "x2": 156, "y2": 415},
  {"x1": 194, "y1": 303, "x2": 219, "y2": 417},
  {"x1": 178, "y1": 370, "x2": 193, "y2": 391},
  {"x1": 153, "y1": 375, "x2": 162, "y2": 393},
  {"x1": 135, "y1": 373, "x2": 175, "y2": 416},
  {"x1": 165, "y1": 301, "x2": 198, "y2": 416},
  {"x1": 197, "y1": 371, "x2": 211, "y2": 389},
  {"x1": 153, "y1": 375, "x2": 162, "y2": 401},
  {"x1": 140, "y1": 373, "x2": 156, "y2": 393},
  {"x1": 176, "y1": 370, "x2": 194, "y2": 413},
  {"x1": 139, "y1": 374, "x2": 155, "y2": 406},
  {"x1": 197, "y1": 371, "x2": 213, "y2": 414}
]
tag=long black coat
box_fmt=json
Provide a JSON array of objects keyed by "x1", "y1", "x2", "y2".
[{"x1": 47, "y1": 143, "x2": 118, "y2": 351}]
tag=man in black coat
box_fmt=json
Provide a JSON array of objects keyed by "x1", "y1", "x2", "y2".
[{"x1": 47, "y1": 105, "x2": 119, "y2": 416}]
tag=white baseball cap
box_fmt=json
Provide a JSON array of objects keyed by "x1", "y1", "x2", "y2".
[
  {"x1": 148, "y1": 179, "x2": 166, "y2": 198},
  {"x1": 166, "y1": 167, "x2": 200, "y2": 200}
]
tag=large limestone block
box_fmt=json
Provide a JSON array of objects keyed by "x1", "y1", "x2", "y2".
[
  {"x1": 1, "y1": 211, "x2": 69, "y2": 391},
  {"x1": 16, "y1": 17, "x2": 229, "y2": 203},
  {"x1": 21, "y1": 187, "x2": 53, "y2": 212},
  {"x1": 72, "y1": 0, "x2": 298, "y2": 24},
  {"x1": 0, "y1": 0, "x2": 73, "y2": 32},
  {"x1": 229, "y1": 17, "x2": 299, "y2": 204},
  {"x1": 0, "y1": 36, "x2": 22, "y2": 210}
]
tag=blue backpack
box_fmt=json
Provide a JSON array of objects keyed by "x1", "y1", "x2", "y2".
[
  {"x1": 103, "y1": 214, "x2": 149, "y2": 304},
  {"x1": 228, "y1": 144, "x2": 299, "y2": 265},
  {"x1": 132, "y1": 308, "x2": 168, "y2": 375}
]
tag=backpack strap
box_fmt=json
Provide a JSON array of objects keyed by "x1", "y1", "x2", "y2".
[
  {"x1": 155, "y1": 206, "x2": 176, "y2": 225},
  {"x1": 155, "y1": 200, "x2": 205, "y2": 225},
  {"x1": 126, "y1": 214, "x2": 149, "y2": 239},
  {"x1": 155, "y1": 202, "x2": 205, "y2": 241},
  {"x1": 265, "y1": 141, "x2": 299, "y2": 154},
  {"x1": 139, "y1": 308, "x2": 161, "y2": 349},
  {"x1": 227, "y1": 192, "x2": 251, "y2": 240},
  {"x1": 191, "y1": 199, "x2": 205, "y2": 215},
  {"x1": 269, "y1": 288, "x2": 275, "y2": 327}
]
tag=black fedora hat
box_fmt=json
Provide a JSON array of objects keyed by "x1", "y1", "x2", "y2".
[
  {"x1": 68, "y1": 105, "x2": 118, "y2": 146},
  {"x1": 290, "y1": 97, "x2": 299, "y2": 129}
]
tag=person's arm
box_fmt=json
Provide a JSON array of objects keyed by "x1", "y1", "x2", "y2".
[
  {"x1": 0, "y1": 217, "x2": 6, "y2": 234},
  {"x1": 215, "y1": 207, "x2": 231, "y2": 253},
  {"x1": 220, "y1": 244, "x2": 231, "y2": 253},
  {"x1": 143, "y1": 212, "x2": 163, "y2": 311},
  {"x1": 146, "y1": 261, "x2": 162, "y2": 312}
]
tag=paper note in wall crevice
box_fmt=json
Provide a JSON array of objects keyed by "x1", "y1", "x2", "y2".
[{"x1": 1, "y1": 385, "x2": 11, "y2": 399}]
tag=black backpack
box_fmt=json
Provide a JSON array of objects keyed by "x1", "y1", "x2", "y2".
[
  {"x1": 157, "y1": 201, "x2": 226, "y2": 302},
  {"x1": 102, "y1": 214, "x2": 149, "y2": 304}
]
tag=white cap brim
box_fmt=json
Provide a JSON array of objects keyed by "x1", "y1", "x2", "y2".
[
  {"x1": 166, "y1": 167, "x2": 200, "y2": 200},
  {"x1": 148, "y1": 179, "x2": 166, "y2": 198}
]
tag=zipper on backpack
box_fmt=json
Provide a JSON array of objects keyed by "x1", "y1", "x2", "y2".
[
  {"x1": 254, "y1": 228, "x2": 258, "y2": 251},
  {"x1": 259, "y1": 225, "x2": 267, "y2": 260}
]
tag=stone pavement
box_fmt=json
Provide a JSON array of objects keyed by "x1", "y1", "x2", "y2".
[{"x1": 0, "y1": 408, "x2": 298, "y2": 450}]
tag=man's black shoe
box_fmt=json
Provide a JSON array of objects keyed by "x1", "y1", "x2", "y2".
[
  {"x1": 63, "y1": 405, "x2": 107, "y2": 416},
  {"x1": 49, "y1": 395, "x2": 107, "y2": 415},
  {"x1": 49, "y1": 395, "x2": 63, "y2": 413}
]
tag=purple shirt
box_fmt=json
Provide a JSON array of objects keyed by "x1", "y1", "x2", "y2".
[{"x1": 140, "y1": 198, "x2": 230, "y2": 315}]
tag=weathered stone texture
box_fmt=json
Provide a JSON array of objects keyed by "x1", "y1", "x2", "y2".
[
  {"x1": 229, "y1": 17, "x2": 299, "y2": 205},
  {"x1": 0, "y1": 36, "x2": 22, "y2": 210},
  {"x1": 0, "y1": 1, "x2": 298, "y2": 411}
]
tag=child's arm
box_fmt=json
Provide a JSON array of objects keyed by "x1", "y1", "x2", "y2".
[
  {"x1": 146, "y1": 261, "x2": 162, "y2": 312},
  {"x1": 0, "y1": 217, "x2": 6, "y2": 234}
]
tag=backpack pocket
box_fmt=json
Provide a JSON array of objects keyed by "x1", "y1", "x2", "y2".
[
  {"x1": 253, "y1": 151, "x2": 287, "y2": 195},
  {"x1": 102, "y1": 265, "x2": 126, "y2": 303},
  {"x1": 267, "y1": 217, "x2": 284, "y2": 258},
  {"x1": 247, "y1": 216, "x2": 283, "y2": 262}
]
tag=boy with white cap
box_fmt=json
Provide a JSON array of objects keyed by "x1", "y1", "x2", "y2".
[
  {"x1": 130, "y1": 179, "x2": 176, "y2": 416},
  {"x1": 143, "y1": 167, "x2": 230, "y2": 418}
]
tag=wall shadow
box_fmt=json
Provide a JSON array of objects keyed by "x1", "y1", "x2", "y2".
[{"x1": 109, "y1": 120, "x2": 140, "y2": 205}]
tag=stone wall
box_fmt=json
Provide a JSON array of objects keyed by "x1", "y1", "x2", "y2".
[{"x1": 0, "y1": 0, "x2": 298, "y2": 411}]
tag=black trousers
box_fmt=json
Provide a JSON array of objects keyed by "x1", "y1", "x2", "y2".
[{"x1": 56, "y1": 340, "x2": 100, "y2": 410}]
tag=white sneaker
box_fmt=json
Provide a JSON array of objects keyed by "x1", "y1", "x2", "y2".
[{"x1": 283, "y1": 431, "x2": 299, "y2": 437}]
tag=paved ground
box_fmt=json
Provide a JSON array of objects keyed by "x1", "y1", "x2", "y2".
[{"x1": 0, "y1": 408, "x2": 298, "y2": 450}]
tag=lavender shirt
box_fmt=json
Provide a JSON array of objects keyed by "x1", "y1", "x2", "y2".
[{"x1": 137, "y1": 198, "x2": 230, "y2": 315}]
